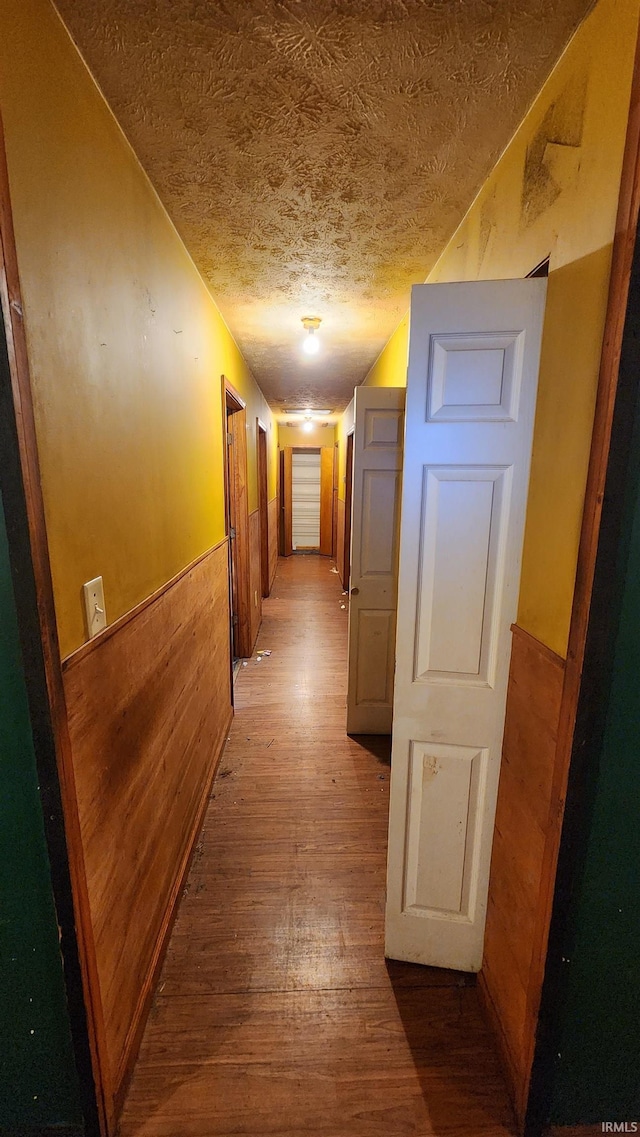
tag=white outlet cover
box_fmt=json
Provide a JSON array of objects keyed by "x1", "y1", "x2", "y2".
[{"x1": 83, "y1": 576, "x2": 106, "y2": 639}]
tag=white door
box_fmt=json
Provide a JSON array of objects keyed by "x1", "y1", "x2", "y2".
[
  {"x1": 292, "y1": 450, "x2": 321, "y2": 549},
  {"x1": 346, "y1": 386, "x2": 405, "y2": 734},
  {"x1": 385, "y1": 278, "x2": 547, "y2": 971}
]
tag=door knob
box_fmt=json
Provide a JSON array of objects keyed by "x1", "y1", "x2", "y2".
[{"x1": 350, "y1": 587, "x2": 359, "y2": 596}]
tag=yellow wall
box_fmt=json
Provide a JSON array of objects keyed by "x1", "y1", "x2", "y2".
[
  {"x1": 277, "y1": 423, "x2": 336, "y2": 449},
  {"x1": 361, "y1": 0, "x2": 639, "y2": 657},
  {"x1": 336, "y1": 399, "x2": 355, "y2": 502},
  {"x1": 364, "y1": 313, "x2": 410, "y2": 391},
  {"x1": 0, "y1": 0, "x2": 276, "y2": 658}
]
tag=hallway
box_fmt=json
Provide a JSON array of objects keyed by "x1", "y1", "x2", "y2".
[{"x1": 119, "y1": 555, "x2": 515, "y2": 1137}]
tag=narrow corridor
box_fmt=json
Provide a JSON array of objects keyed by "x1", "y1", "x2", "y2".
[{"x1": 120, "y1": 555, "x2": 515, "y2": 1137}]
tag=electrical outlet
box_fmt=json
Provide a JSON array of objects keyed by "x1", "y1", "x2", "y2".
[{"x1": 83, "y1": 576, "x2": 106, "y2": 639}]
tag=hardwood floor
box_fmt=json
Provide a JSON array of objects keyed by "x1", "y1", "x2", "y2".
[{"x1": 119, "y1": 555, "x2": 516, "y2": 1137}]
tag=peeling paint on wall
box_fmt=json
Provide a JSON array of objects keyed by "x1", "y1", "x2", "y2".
[
  {"x1": 521, "y1": 72, "x2": 588, "y2": 227},
  {"x1": 359, "y1": 0, "x2": 640, "y2": 657}
]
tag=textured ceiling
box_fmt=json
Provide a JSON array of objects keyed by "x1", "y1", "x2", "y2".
[{"x1": 56, "y1": 0, "x2": 592, "y2": 412}]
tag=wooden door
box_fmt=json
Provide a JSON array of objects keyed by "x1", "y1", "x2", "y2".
[
  {"x1": 279, "y1": 447, "x2": 292, "y2": 557},
  {"x1": 225, "y1": 408, "x2": 240, "y2": 655},
  {"x1": 319, "y1": 446, "x2": 334, "y2": 556},
  {"x1": 332, "y1": 442, "x2": 339, "y2": 558},
  {"x1": 257, "y1": 421, "x2": 269, "y2": 597},
  {"x1": 224, "y1": 389, "x2": 251, "y2": 659},
  {"x1": 346, "y1": 387, "x2": 405, "y2": 734},
  {"x1": 385, "y1": 278, "x2": 546, "y2": 972}
]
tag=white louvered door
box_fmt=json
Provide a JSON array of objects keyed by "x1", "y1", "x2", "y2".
[{"x1": 292, "y1": 450, "x2": 321, "y2": 550}]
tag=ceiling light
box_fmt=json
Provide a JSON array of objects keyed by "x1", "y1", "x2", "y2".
[
  {"x1": 283, "y1": 408, "x2": 333, "y2": 416},
  {"x1": 301, "y1": 316, "x2": 321, "y2": 356},
  {"x1": 302, "y1": 420, "x2": 314, "y2": 433}
]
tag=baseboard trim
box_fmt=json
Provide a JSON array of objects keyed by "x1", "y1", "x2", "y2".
[
  {"x1": 112, "y1": 702, "x2": 233, "y2": 1114},
  {"x1": 478, "y1": 969, "x2": 526, "y2": 1132}
]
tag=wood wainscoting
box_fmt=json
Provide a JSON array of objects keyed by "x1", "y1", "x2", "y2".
[
  {"x1": 479, "y1": 624, "x2": 566, "y2": 1128},
  {"x1": 268, "y1": 496, "x2": 278, "y2": 589},
  {"x1": 249, "y1": 508, "x2": 262, "y2": 652},
  {"x1": 62, "y1": 540, "x2": 233, "y2": 1119},
  {"x1": 336, "y1": 497, "x2": 346, "y2": 586}
]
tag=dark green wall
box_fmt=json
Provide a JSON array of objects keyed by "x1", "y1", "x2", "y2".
[
  {"x1": 0, "y1": 490, "x2": 82, "y2": 1131},
  {"x1": 549, "y1": 396, "x2": 640, "y2": 1122}
]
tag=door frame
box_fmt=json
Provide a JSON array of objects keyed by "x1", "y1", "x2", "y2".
[
  {"x1": 256, "y1": 418, "x2": 270, "y2": 598},
  {"x1": 0, "y1": 117, "x2": 105, "y2": 1134},
  {"x1": 341, "y1": 428, "x2": 355, "y2": 589},
  {"x1": 319, "y1": 445, "x2": 334, "y2": 556},
  {"x1": 332, "y1": 441, "x2": 339, "y2": 558},
  {"x1": 222, "y1": 377, "x2": 251, "y2": 659},
  {"x1": 526, "y1": 40, "x2": 640, "y2": 1135},
  {"x1": 279, "y1": 445, "x2": 293, "y2": 556}
]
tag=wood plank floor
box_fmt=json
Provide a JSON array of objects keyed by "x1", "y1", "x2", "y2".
[{"x1": 119, "y1": 555, "x2": 516, "y2": 1137}]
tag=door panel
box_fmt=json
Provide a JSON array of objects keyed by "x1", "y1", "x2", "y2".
[
  {"x1": 385, "y1": 278, "x2": 546, "y2": 971},
  {"x1": 355, "y1": 609, "x2": 396, "y2": 704},
  {"x1": 404, "y1": 741, "x2": 486, "y2": 917},
  {"x1": 415, "y1": 466, "x2": 509, "y2": 682},
  {"x1": 361, "y1": 469, "x2": 401, "y2": 576},
  {"x1": 346, "y1": 387, "x2": 405, "y2": 734}
]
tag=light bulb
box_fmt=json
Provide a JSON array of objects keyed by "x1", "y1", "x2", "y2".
[
  {"x1": 302, "y1": 420, "x2": 314, "y2": 433},
  {"x1": 302, "y1": 329, "x2": 320, "y2": 356}
]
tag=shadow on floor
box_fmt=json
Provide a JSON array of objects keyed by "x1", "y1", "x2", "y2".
[
  {"x1": 348, "y1": 733, "x2": 392, "y2": 766},
  {"x1": 387, "y1": 959, "x2": 518, "y2": 1136}
]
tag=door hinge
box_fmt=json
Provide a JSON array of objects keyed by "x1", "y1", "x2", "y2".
[
  {"x1": 227, "y1": 431, "x2": 233, "y2": 445},
  {"x1": 229, "y1": 526, "x2": 236, "y2": 540}
]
